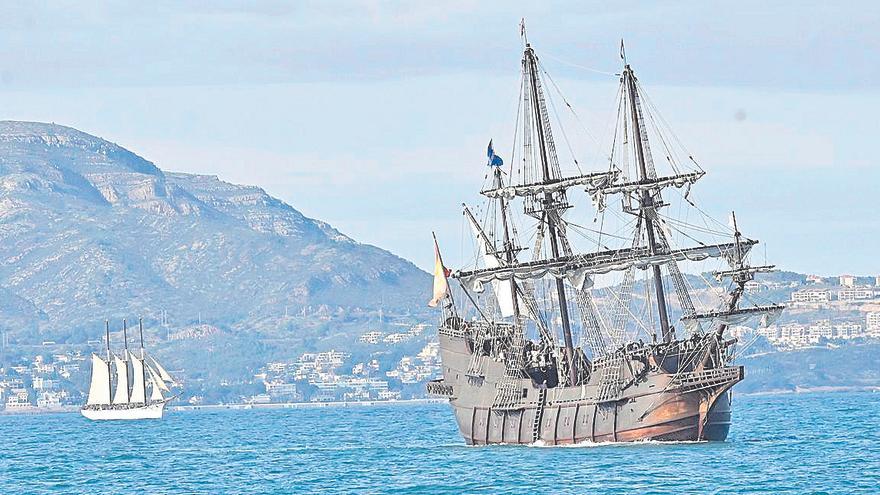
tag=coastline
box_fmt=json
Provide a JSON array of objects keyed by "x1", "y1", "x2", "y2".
[
  {"x1": 172, "y1": 398, "x2": 447, "y2": 412},
  {"x1": 0, "y1": 398, "x2": 447, "y2": 416},
  {"x1": 2, "y1": 387, "x2": 877, "y2": 416}
]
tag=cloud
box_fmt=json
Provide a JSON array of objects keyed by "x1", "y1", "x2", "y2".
[{"x1": 0, "y1": 2, "x2": 877, "y2": 90}]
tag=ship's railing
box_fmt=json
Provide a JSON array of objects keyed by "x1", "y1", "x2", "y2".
[
  {"x1": 671, "y1": 366, "x2": 743, "y2": 393},
  {"x1": 438, "y1": 322, "x2": 466, "y2": 339},
  {"x1": 425, "y1": 379, "x2": 454, "y2": 398}
]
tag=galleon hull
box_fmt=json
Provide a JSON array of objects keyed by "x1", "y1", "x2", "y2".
[{"x1": 430, "y1": 322, "x2": 741, "y2": 445}]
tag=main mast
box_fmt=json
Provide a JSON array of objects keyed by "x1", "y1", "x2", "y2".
[
  {"x1": 104, "y1": 319, "x2": 112, "y2": 396},
  {"x1": 523, "y1": 44, "x2": 577, "y2": 384},
  {"x1": 622, "y1": 63, "x2": 673, "y2": 342},
  {"x1": 139, "y1": 317, "x2": 148, "y2": 403}
]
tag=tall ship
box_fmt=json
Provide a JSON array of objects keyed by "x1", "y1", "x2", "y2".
[
  {"x1": 427, "y1": 29, "x2": 783, "y2": 445},
  {"x1": 82, "y1": 318, "x2": 178, "y2": 420}
]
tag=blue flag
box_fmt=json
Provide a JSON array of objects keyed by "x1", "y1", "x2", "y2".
[{"x1": 487, "y1": 139, "x2": 504, "y2": 167}]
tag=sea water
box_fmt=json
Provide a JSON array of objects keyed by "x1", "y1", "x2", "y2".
[{"x1": 0, "y1": 392, "x2": 877, "y2": 494}]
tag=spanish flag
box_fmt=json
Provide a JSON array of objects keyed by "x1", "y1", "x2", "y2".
[{"x1": 428, "y1": 235, "x2": 451, "y2": 307}]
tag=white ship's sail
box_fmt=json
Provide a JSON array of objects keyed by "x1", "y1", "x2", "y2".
[
  {"x1": 149, "y1": 373, "x2": 165, "y2": 401},
  {"x1": 112, "y1": 353, "x2": 130, "y2": 404},
  {"x1": 466, "y1": 210, "x2": 515, "y2": 317},
  {"x1": 87, "y1": 355, "x2": 112, "y2": 405},
  {"x1": 147, "y1": 354, "x2": 175, "y2": 385},
  {"x1": 147, "y1": 365, "x2": 171, "y2": 392},
  {"x1": 130, "y1": 357, "x2": 147, "y2": 403}
]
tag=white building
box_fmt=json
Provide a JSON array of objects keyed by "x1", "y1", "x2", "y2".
[
  {"x1": 809, "y1": 320, "x2": 833, "y2": 341},
  {"x1": 359, "y1": 331, "x2": 383, "y2": 344},
  {"x1": 779, "y1": 323, "x2": 809, "y2": 346},
  {"x1": 744, "y1": 281, "x2": 764, "y2": 295},
  {"x1": 5, "y1": 389, "x2": 31, "y2": 410},
  {"x1": 36, "y1": 391, "x2": 63, "y2": 408},
  {"x1": 840, "y1": 274, "x2": 856, "y2": 287},
  {"x1": 756, "y1": 325, "x2": 780, "y2": 341},
  {"x1": 806, "y1": 274, "x2": 824, "y2": 284},
  {"x1": 833, "y1": 322, "x2": 863, "y2": 339},
  {"x1": 265, "y1": 381, "x2": 298, "y2": 400},
  {"x1": 378, "y1": 390, "x2": 401, "y2": 400},
  {"x1": 267, "y1": 362, "x2": 289, "y2": 373},
  {"x1": 32, "y1": 377, "x2": 58, "y2": 391},
  {"x1": 315, "y1": 350, "x2": 347, "y2": 367},
  {"x1": 867, "y1": 312, "x2": 880, "y2": 332},
  {"x1": 837, "y1": 287, "x2": 875, "y2": 302},
  {"x1": 875, "y1": 276, "x2": 880, "y2": 287},
  {"x1": 791, "y1": 289, "x2": 832, "y2": 304},
  {"x1": 383, "y1": 333, "x2": 410, "y2": 344}
]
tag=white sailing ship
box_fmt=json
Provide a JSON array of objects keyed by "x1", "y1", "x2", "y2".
[{"x1": 81, "y1": 318, "x2": 177, "y2": 421}]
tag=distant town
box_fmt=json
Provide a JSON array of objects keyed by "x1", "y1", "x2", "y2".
[
  {"x1": 1, "y1": 273, "x2": 879, "y2": 413},
  {"x1": 741, "y1": 274, "x2": 880, "y2": 347}
]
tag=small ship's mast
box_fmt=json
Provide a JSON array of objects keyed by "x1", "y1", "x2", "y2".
[
  {"x1": 122, "y1": 318, "x2": 129, "y2": 358},
  {"x1": 139, "y1": 317, "x2": 147, "y2": 402},
  {"x1": 104, "y1": 319, "x2": 113, "y2": 399},
  {"x1": 523, "y1": 42, "x2": 577, "y2": 384},
  {"x1": 138, "y1": 317, "x2": 146, "y2": 360},
  {"x1": 104, "y1": 319, "x2": 111, "y2": 362},
  {"x1": 622, "y1": 60, "x2": 673, "y2": 342}
]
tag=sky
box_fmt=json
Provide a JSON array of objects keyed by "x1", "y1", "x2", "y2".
[{"x1": 0, "y1": 1, "x2": 877, "y2": 276}]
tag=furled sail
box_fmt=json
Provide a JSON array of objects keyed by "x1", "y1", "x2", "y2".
[
  {"x1": 87, "y1": 355, "x2": 112, "y2": 405},
  {"x1": 456, "y1": 240, "x2": 756, "y2": 284},
  {"x1": 593, "y1": 171, "x2": 704, "y2": 197},
  {"x1": 480, "y1": 171, "x2": 617, "y2": 199},
  {"x1": 112, "y1": 354, "x2": 130, "y2": 404},
  {"x1": 681, "y1": 304, "x2": 784, "y2": 333},
  {"x1": 130, "y1": 358, "x2": 146, "y2": 403}
]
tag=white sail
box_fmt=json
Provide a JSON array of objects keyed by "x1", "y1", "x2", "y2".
[
  {"x1": 147, "y1": 364, "x2": 171, "y2": 392},
  {"x1": 130, "y1": 358, "x2": 146, "y2": 403},
  {"x1": 87, "y1": 355, "x2": 112, "y2": 405},
  {"x1": 112, "y1": 354, "x2": 130, "y2": 404},
  {"x1": 466, "y1": 211, "x2": 515, "y2": 317},
  {"x1": 149, "y1": 373, "x2": 165, "y2": 401},
  {"x1": 147, "y1": 354, "x2": 174, "y2": 384}
]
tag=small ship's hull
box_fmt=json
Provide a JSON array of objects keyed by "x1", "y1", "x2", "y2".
[{"x1": 81, "y1": 400, "x2": 168, "y2": 421}]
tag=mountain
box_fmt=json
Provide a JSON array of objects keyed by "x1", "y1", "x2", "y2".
[{"x1": 0, "y1": 121, "x2": 430, "y2": 343}]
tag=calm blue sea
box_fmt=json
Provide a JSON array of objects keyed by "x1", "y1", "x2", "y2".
[{"x1": 0, "y1": 392, "x2": 878, "y2": 494}]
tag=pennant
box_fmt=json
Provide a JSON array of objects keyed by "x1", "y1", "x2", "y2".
[
  {"x1": 487, "y1": 139, "x2": 504, "y2": 167},
  {"x1": 428, "y1": 237, "x2": 450, "y2": 307}
]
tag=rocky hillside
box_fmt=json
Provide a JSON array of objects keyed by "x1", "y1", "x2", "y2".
[{"x1": 0, "y1": 121, "x2": 429, "y2": 343}]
